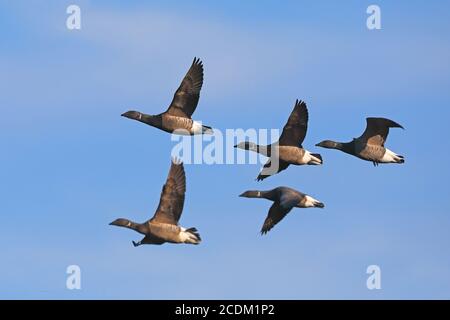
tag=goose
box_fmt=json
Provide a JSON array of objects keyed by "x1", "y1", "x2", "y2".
[
  {"x1": 235, "y1": 100, "x2": 322, "y2": 181},
  {"x1": 109, "y1": 159, "x2": 201, "y2": 246},
  {"x1": 316, "y1": 117, "x2": 404, "y2": 166},
  {"x1": 121, "y1": 57, "x2": 213, "y2": 135},
  {"x1": 239, "y1": 187, "x2": 324, "y2": 235}
]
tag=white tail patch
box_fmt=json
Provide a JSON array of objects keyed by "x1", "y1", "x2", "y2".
[
  {"x1": 179, "y1": 227, "x2": 201, "y2": 244},
  {"x1": 191, "y1": 121, "x2": 203, "y2": 134},
  {"x1": 304, "y1": 195, "x2": 323, "y2": 208},
  {"x1": 304, "y1": 150, "x2": 322, "y2": 165},
  {"x1": 381, "y1": 148, "x2": 403, "y2": 163}
]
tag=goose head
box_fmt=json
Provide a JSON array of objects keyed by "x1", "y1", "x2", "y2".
[
  {"x1": 109, "y1": 218, "x2": 133, "y2": 228},
  {"x1": 316, "y1": 140, "x2": 339, "y2": 149},
  {"x1": 121, "y1": 110, "x2": 143, "y2": 121}
]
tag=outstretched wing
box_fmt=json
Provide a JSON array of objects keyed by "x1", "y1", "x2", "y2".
[
  {"x1": 279, "y1": 100, "x2": 309, "y2": 147},
  {"x1": 358, "y1": 117, "x2": 404, "y2": 146},
  {"x1": 140, "y1": 234, "x2": 166, "y2": 245},
  {"x1": 256, "y1": 159, "x2": 289, "y2": 181},
  {"x1": 261, "y1": 202, "x2": 293, "y2": 235},
  {"x1": 150, "y1": 159, "x2": 186, "y2": 225},
  {"x1": 166, "y1": 57, "x2": 204, "y2": 118}
]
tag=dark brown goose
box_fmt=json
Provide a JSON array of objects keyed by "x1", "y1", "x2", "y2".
[
  {"x1": 235, "y1": 100, "x2": 322, "y2": 181},
  {"x1": 316, "y1": 117, "x2": 404, "y2": 166},
  {"x1": 109, "y1": 159, "x2": 201, "y2": 246},
  {"x1": 240, "y1": 186, "x2": 324, "y2": 235},
  {"x1": 121, "y1": 57, "x2": 213, "y2": 135}
]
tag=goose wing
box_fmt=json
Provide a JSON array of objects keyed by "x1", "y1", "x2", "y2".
[
  {"x1": 256, "y1": 159, "x2": 289, "y2": 181},
  {"x1": 150, "y1": 159, "x2": 186, "y2": 225},
  {"x1": 141, "y1": 234, "x2": 166, "y2": 245},
  {"x1": 260, "y1": 201, "x2": 294, "y2": 234},
  {"x1": 166, "y1": 57, "x2": 204, "y2": 118},
  {"x1": 278, "y1": 100, "x2": 309, "y2": 147},
  {"x1": 358, "y1": 117, "x2": 404, "y2": 146}
]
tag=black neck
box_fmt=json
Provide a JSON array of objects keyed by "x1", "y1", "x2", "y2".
[
  {"x1": 126, "y1": 221, "x2": 147, "y2": 234},
  {"x1": 139, "y1": 114, "x2": 162, "y2": 128},
  {"x1": 339, "y1": 141, "x2": 355, "y2": 154}
]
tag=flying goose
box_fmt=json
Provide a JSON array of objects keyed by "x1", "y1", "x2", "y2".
[
  {"x1": 316, "y1": 117, "x2": 404, "y2": 166},
  {"x1": 235, "y1": 100, "x2": 322, "y2": 181},
  {"x1": 109, "y1": 159, "x2": 201, "y2": 246},
  {"x1": 122, "y1": 57, "x2": 213, "y2": 135},
  {"x1": 240, "y1": 187, "x2": 324, "y2": 235}
]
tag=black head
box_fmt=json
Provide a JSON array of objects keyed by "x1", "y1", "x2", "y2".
[
  {"x1": 121, "y1": 110, "x2": 142, "y2": 120},
  {"x1": 109, "y1": 218, "x2": 132, "y2": 227},
  {"x1": 239, "y1": 191, "x2": 252, "y2": 197},
  {"x1": 316, "y1": 140, "x2": 339, "y2": 149},
  {"x1": 239, "y1": 190, "x2": 261, "y2": 198}
]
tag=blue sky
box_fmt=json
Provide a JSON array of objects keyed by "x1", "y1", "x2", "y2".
[{"x1": 1, "y1": 0, "x2": 450, "y2": 299}]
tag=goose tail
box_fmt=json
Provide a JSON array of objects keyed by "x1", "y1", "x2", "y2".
[
  {"x1": 308, "y1": 153, "x2": 323, "y2": 165},
  {"x1": 382, "y1": 149, "x2": 405, "y2": 164},
  {"x1": 314, "y1": 201, "x2": 325, "y2": 208},
  {"x1": 181, "y1": 227, "x2": 201, "y2": 245},
  {"x1": 202, "y1": 125, "x2": 213, "y2": 134},
  {"x1": 305, "y1": 195, "x2": 325, "y2": 208}
]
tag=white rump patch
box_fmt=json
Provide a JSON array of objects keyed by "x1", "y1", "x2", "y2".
[
  {"x1": 381, "y1": 148, "x2": 400, "y2": 163},
  {"x1": 304, "y1": 195, "x2": 320, "y2": 208},
  {"x1": 179, "y1": 227, "x2": 200, "y2": 244},
  {"x1": 191, "y1": 121, "x2": 203, "y2": 134}
]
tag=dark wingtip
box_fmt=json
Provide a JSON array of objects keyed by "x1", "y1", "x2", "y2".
[
  {"x1": 171, "y1": 157, "x2": 183, "y2": 166},
  {"x1": 255, "y1": 174, "x2": 266, "y2": 182},
  {"x1": 393, "y1": 121, "x2": 405, "y2": 130},
  {"x1": 193, "y1": 57, "x2": 202, "y2": 66}
]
